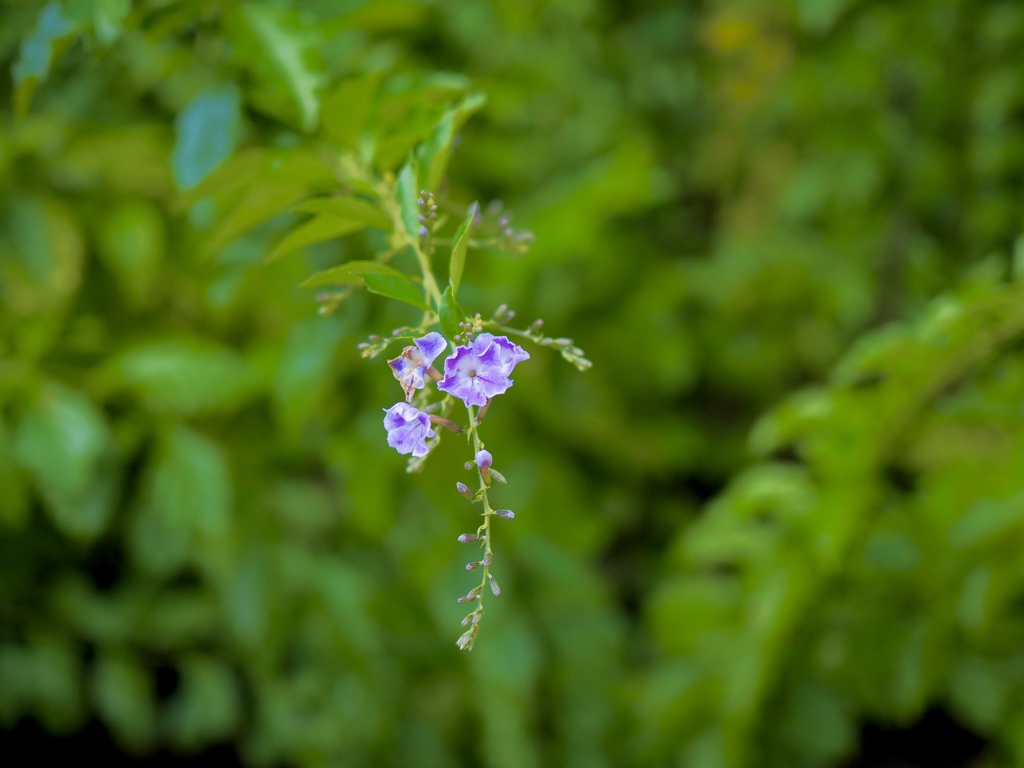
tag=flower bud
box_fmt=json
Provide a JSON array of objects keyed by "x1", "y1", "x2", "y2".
[
  {"x1": 418, "y1": 225, "x2": 428, "y2": 238},
  {"x1": 466, "y1": 561, "x2": 481, "y2": 571},
  {"x1": 457, "y1": 533, "x2": 481, "y2": 543},
  {"x1": 489, "y1": 469, "x2": 507, "y2": 484},
  {"x1": 476, "y1": 399, "x2": 492, "y2": 425},
  {"x1": 494, "y1": 509, "x2": 515, "y2": 520},
  {"x1": 481, "y1": 552, "x2": 492, "y2": 567},
  {"x1": 474, "y1": 450, "x2": 492, "y2": 469},
  {"x1": 429, "y1": 415, "x2": 462, "y2": 433},
  {"x1": 457, "y1": 482, "x2": 476, "y2": 501},
  {"x1": 488, "y1": 574, "x2": 500, "y2": 596}
]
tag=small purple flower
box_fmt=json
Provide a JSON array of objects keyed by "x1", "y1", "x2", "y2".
[
  {"x1": 383, "y1": 402, "x2": 435, "y2": 457},
  {"x1": 388, "y1": 332, "x2": 447, "y2": 402},
  {"x1": 437, "y1": 335, "x2": 529, "y2": 408},
  {"x1": 475, "y1": 450, "x2": 492, "y2": 468},
  {"x1": 468, "y1": 334, "x2": 530, "y2": 378}
]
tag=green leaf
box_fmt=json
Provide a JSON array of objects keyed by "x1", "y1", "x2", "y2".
[
  {"x1": 227, "y1": 4, "x2": 322, "y2": 132},
  {"x1": 129, "y1": 426, "x2": 232, "y2": 576},
  {"x1": 0, "y1": 417, "x2": 30, "y2": 528},
  {"x1": 417, "y1": 92, "x2": 486, "y2": 192},
  {"x1": 449, "y1": 202, "x2": 477, "y2": 299},
  {"x1": 14, "y1": 382, "x2": 115, "y2": 538},
  {"x1": 172, "y1": 84, "x2": 243, "y2": 190},
  {"x1": 155, "y1": 427, "x2": 232, "y2": 537},
  {"x1": 202, "y1": 183, "x2": 308, "y2": 257},
  {"x1": 12, "y1": 3, "x2": 78, "y2": 119},
  {"x1": 272, "y1": 317, "x2": 346, "y2": 432},
  {"x1": 320, "y1": 73, "x2": 381, "y2": 150},
  {"x1": 302, "y1": 261, "x2": 429, "y2": 311},
  {"x1": 65, "y1": 0, "x2": 132, "y2": 46},
  {"x1": 93, "y1": 339, "x2": 258, "y2": 416},
  {"x1": 188, "y1": 150, "x2": 337, "y2": 255},
  {"x1": 396, "y1": 160, "x2": 421, "y2": 237},
  {"x1": 266, "y1": 215, "x2": 368, "y2": 262},
  {"x1": 175, "y1": 148, "x2": 271, "y2": 210},
  {"x1": 95, "y1": 199, "x2": 165, "y2": 307},
  {"x1": 91, "y1": 651, "x2": 156, "y2": 750},
  {"x1": 1, "y1": 195, "x2": 86, "y2": 315},
  {"x1": 438, "y1": 285, "x2": 465, "y2": 341},
  {"x1": 92, "y1": 0, "x2": 131, "y2": 45},
  {"x1": 292, "y1": 196, "x2": 390, "y2": 230},
  {"x1": 949, "y1": 493, "x2": 1024, "y2": 550},
  {"x1": 166, "y1": 656, "x2": 241, "y2": 749}
]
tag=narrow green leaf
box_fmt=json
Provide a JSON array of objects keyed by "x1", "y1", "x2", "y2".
[
  {"x1": 302, "y1": 261, "x2": 430, "y2": 311},
  {"x1": 293, "y1": 196, "x2": 390, "y2": 230},
  {"x1": 396, "y1": 160, "x2": 420, "y2": 237},
  {"x1": 417, "y1": 92, "x2": 486, "y2": 192},
  {"x1": 301, "y1": 266, "x2": 363, "y2": 289},
  {"x1": 176, "y1": 147, "x2": 335, "y2": 215},
  {"x1": 172, "y1": 84, "x2": 243, "y2": 191},
  {"x1": 449, "y1": 202, "x2": 477, "y2": 299},
  {"x1": 227, "y1": 4, "x2": 323, "y2": 132},
  {"x1": 320, "y1": 73, "x2": 381, "y2": 150},
  {"x1": 174, "y1": 148, "x2": 269, "y2": 210},
  {"x1": 438, "y1": 285, "x2": 465, "y2": 341},
  {"x1": 12, "y1": 3, "x2": 78, "y2": 119},
  {"x1": 266, "y1": 214, "x2": 367, "y2": 262},
  {"x1": 202, "y1": 183, "x2": 307, "y2": 257},
  {"x1": 363, "y1": 271, "x2": 431, "y2": 312}
]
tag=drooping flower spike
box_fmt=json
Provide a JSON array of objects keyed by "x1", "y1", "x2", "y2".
[{"x1": 388, "y1": 332, "x2": 447, "y2": 401}]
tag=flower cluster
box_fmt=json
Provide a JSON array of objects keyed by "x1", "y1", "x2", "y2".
[
  {"x1": 383, "y1": 333, "x2": 529, "y2": 438},
  {"x1": 381, "y1": 330, "x2": 529, "y2": 650}
]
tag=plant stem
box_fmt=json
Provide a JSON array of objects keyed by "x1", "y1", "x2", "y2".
[{"x1": 465, "y1": 404, "x2": 494, "y2": 643}]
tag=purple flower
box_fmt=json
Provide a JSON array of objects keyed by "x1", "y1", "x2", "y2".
[
  {"x1": 437, "y1": 335, "x2": 530, "y2": 408},
  {"x1": 383, "y1": 402, "x2": 435, "y2": 457},
  {"x1": 475, "y1": 450, "x2": 492, "y2": 468},
  {"x1": 469, "y1": 334, "x2": 530, "y2": 378},
  {"x1": 388, "y1": 332, "x2": 447, "y2": 401}
]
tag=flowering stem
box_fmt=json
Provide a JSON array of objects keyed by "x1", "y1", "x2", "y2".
[
  {"x1": 460, "y1": 403, "x2": 495, "y2": 649},
  {"x1": 375, "y1": 175, "x2": 442, "y2": 315}
]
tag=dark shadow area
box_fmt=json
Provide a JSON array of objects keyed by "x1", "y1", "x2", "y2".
[
  {"x1": 843, "y1": 708, "x2": 987, "y2": 768},
  {"x1": 0, "y1": 719, "x2": 245, "y2": 767}
]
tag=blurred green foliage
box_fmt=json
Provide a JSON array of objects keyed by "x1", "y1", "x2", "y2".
[{"x1": 4, "y1": 1, "x2": 1024, "y2": 766}]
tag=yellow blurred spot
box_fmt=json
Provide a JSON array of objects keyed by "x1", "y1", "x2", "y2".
[{"x1": 704, "y1": 13, "x2": 758, "y2": 55}]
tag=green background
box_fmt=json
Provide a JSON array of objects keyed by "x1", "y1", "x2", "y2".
[{"x1": 4, "y1": 1, "x2": 1024, "y2": 766}]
